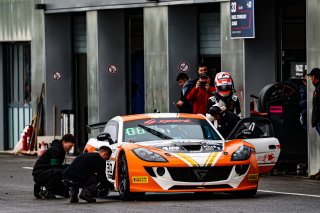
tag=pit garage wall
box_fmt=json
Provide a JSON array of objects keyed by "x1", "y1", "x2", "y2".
[
  {"x1": 144, "y1": 6, "x2": 169, "y2": 113},
  {"x1": 97, "y1": 10, "x2": 126, "y2": 121},
  {"x1": 220, "y1": 2, "x2": 245, "y2": 116},
  {"x1": 244, "y1": 0, "x2": 277, "y2": 116},
  {"x1": 306, "y1": 0, "x2": 320, "y2": 176},
  {"x1": 168, "y1": 5, "x2": 198, "y2": 113},
  {"x1": 45, "y1": 14, "x2": 73, "y2": 136},
  {"x1": 221, "y1": 1, "x2": 277, "y2": 118}
]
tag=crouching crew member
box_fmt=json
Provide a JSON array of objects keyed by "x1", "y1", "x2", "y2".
[
  {"x1": 32, "y1": 134, "x2": 76, "y2": 199},
  {"x1": 62, "y1": 146, "x2": 114, "y2": 203}
]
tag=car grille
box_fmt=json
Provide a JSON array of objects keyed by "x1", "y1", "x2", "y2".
[{"x1": 167, "y1": 166, "x2": 233, "y2": 182}]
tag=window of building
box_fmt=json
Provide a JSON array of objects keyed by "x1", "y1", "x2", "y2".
[{"x1": 3, "y1": 42, "x2": 32, "y2": 149}]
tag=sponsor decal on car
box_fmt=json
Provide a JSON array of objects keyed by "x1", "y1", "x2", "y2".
[
  {"x1": 144, "y1": 119, "x2": 191, "y2": 125},
  {"x1": 132, "y1": 176, "x2": 149, "y2": 183},
  {"x1": 248, "y1": 174, "x2": 259, "y2": 181}
]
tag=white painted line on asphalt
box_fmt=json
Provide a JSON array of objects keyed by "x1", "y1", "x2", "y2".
[
  {"x1": 259, "y1": 190, "x2": 320, "y2": 198},
  {"x1": 22, "y1": 167, "x2": 33, "y2": 170}
]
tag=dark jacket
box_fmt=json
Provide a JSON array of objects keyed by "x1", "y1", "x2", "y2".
[
  {"x1": 179, "y1": 79, "x2": 193, "y2": 113},
  {"x1": 32, "y1": 139, "x2": 66, "y2": 177},
  {"x1": 311, "y1": 81, "x2": 320, "y2": 127},
  {"x1": 216, "y1": 111, "x2": 241, "y2": 138},
  {"x1": 63, "y1": 152, "x2": 110, "y2": 188},
  {"x1": 207, "y1": 92, "x2": 241, "y2": 116}
]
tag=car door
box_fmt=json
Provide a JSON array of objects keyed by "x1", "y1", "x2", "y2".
[{"x1": 226, "y1": 117, "x2": 281, "y2": 174}]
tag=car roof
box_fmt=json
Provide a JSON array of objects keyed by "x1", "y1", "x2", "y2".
[{"x1": 116, "y1": 113, "x2": 206, "y2": 122}]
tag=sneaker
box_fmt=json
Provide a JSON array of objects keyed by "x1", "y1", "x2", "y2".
[
  {"x1": 79, "y1": 194, "x2": 96, "y2": 203},
  {"x1": 34, "y1": 184, "x2": 42, "y2": 198},
  {"x1": 42, "y1": 190, "x2": 56, "y2": 199}
]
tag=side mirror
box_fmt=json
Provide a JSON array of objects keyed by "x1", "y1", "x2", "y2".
[{"x1": 97, "y1": 133, "x2": 115, "y2": 145}]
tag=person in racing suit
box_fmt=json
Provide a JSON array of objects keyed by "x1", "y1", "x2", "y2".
[
  {"x1": 209, "y1": 105, "x2": 241, "y2": 138},
  {"x1": 32, "y1": 134, "x2": 76, "y2": 199},
  {"x1": 62, "y1": 146, "x2": 114, "y2": 203},
  {"x1": 207, "y1": 72, "x2": 241, "y2": 117}
]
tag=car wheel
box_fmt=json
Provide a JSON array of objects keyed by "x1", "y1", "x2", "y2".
[
  {"x1": 118, "y1": 155, "x2": 145, "y2": 200},
  {"x1": 231, "y1": 188, "x2": 257, "y2": 198},
  {"x1": 118, "y1": 155, "x2": 131, "y2": 200}
]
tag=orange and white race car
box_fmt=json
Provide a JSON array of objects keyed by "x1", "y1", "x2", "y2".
[{"x1": 84, "y1": 113, "x2": 280, "y2": 200}]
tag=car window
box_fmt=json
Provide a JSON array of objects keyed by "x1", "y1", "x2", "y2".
[
  {"x1": 227, "y1": 117, "x2": 274, "y2": 140},
  {"x1": 123, "y1": 118, "x2": 222, "y2": 142},
  {"x1": 104, "y1": 121, "x2": 118, "y2": 143}
]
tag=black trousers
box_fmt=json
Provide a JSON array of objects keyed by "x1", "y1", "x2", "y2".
[
  {"x1": 64, "y1": 175, "x2": 99, "y2": 198},
  {"x1": 33, "y1": 168, "x2": 69, "y2": 197}
]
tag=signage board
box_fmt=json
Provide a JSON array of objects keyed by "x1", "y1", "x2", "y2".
[{"x1": 230, "y1": 0, "x2": 255, "y2": 39}]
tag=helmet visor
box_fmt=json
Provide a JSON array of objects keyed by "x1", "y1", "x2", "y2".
[{"x1": 217, "y1": 85, "x2": 232, "y2": 92}]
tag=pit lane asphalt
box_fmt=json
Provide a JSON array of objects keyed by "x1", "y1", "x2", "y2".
[{"x1": 0, "y1": 153, "x2": 319, "y2": 213}]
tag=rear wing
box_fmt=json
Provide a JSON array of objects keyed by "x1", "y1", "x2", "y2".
[{"x1": 86, "y1": 122, "x2": 107, "y2": 134}]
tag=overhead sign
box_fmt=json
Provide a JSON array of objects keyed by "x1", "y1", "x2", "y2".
[
  {"x1": 230, "y1": 0, "x2": 255, "y2": 39},
  {"x1": 53, "y1": 71, "x2": 62, "y2": 80}
]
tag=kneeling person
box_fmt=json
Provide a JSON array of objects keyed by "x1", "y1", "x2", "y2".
[
  {"x1": 62, "y1": 146, "x2": 113, "y2": 203},
  {"x1": 32, "y1": 134, "x2": 76, "y2": 199}
]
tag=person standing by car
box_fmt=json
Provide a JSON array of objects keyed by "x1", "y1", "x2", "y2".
[
  {"x1": 207, "y1": 72, "x2": 241, "y2": 117},
  {"x1": 32, "y1": 134, "x2": 76, "y2": 199},
  {"x1": 175, "y1": 72, "x2": 193, "y2": 113},
  {"x1": 307, "y1": 67, "x2": 320, "y2": 136},
  {"x1": 62, "y1": 146, "x2": 114, "y2": 203},
  {"x1": 209, "y1": 105, "x2": 240, "y2": 138},
  {"x1": 186, "y1": 73, "x2": 215, "y2": 115}
]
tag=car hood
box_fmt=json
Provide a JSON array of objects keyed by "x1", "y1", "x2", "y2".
[{"x1": 134, "y1": 139, "x2": 224, "y2": 153}]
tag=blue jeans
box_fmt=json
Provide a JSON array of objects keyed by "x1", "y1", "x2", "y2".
[{"x1": 316, "y1": 122, "x2": 320, "y2": 136}]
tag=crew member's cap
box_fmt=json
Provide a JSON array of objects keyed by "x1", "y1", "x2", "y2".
[{"x1": 307, "y1": 68, "x2": 320, "y2": 79}]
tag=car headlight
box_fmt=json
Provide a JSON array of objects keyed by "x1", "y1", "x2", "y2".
[
  {"x1": 231, "y1": 145, "x2": 251, "y2": 161},
  {"x1": 132, "y1": 148, "x2": 168, "y2": 162}
]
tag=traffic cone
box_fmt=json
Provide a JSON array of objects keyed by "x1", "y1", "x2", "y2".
[{"x1": 37, "y1": 141, "x2": 46, "y2": 157}]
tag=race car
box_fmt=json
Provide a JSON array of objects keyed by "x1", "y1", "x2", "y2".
[{"x1": 84, "y1": 113, "x2": 280, "y2": 200}]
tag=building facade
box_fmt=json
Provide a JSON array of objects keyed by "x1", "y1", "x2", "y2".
[{"x1": 0, "y1": 0, "x2": 319, "y2": 175}]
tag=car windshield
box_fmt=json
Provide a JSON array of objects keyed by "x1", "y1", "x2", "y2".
[{"x1": 123, "y1": 118, "x2": 222, "y2": 142}]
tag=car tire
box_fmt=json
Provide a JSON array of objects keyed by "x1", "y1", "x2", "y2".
[
  {"x1": 118, "y1": 154, "x2": 145, "y2": 201},
  {"x1": 258, "y1": 82, "x2": 298, "y2": 113}
]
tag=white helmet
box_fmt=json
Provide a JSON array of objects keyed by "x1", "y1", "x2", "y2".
[{"x1": 214, "y1": 72, "x2": 234, "y2": 97}]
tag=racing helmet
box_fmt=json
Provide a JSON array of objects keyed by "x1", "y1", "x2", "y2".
[{"x1": 214, "y1": 72, "x2": 234, "y2": 97}]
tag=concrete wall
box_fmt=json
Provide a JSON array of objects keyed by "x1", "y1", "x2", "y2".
[
  {"x1": 144, "y1": 6, "x2": 169, "y2": 113},
  {"x1": 87, "y1": 11, "x2": 99, "y2": 127},
  {"x1": 45, "y1": 14, "x2": 73, "y2": 135},
  {"x1": 220, "y1": 2, "x2": 244, "y2": 116},
  {"x1": 97, "y1": 10, "x2": 126, "y2": 120},
  {"x1": 168, "y1": 5, "x2": 198, "y2": 113},
  {"x1": 244, "y1": 0, "x2": 277, "y2": 115},
  {"x1": 306, "y1": 0, "x2": 320, "y2": 176}
]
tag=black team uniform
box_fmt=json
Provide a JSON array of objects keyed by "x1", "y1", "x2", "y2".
[
  {"x1": 62, "y1": 152, "x2": 114, "y2": 203},
  {"x1": 32, "y1": 140, "x2": 70, "y2": 198}
]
